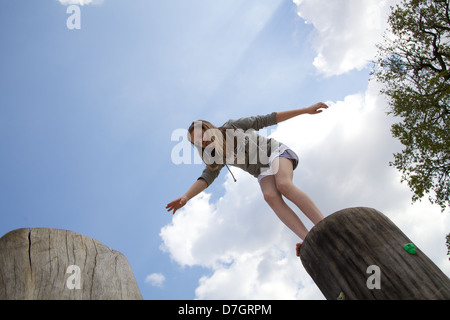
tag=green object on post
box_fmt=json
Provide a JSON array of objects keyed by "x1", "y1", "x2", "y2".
[{"x1": 404, "y1": 243, "x2": 416, "y2": 255}]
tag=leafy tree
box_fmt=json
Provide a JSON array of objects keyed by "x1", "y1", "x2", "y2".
[{"x1": 372, "y1": 0, "x2": 450, "y2": 211}]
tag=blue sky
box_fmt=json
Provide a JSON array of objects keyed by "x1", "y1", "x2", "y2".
[{"x1": 1, "y1": 0, "x2": 448, "y2": 300}]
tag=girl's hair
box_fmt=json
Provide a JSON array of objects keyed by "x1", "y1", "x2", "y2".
[{"x1": 188, "y1": 120, "x2": 227, "y2": 171}]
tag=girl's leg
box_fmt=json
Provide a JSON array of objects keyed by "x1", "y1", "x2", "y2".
[
  {"x1": 273, "y1": 158, "x2": 324, "y2": 225},
  {"x1": 259, "y1": 175, "x2": 309, "y2": 240}
]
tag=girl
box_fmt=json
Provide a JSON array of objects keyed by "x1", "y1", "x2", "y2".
[{"x1": 166, "y1": 102, "x2": 328, "y2": 256}]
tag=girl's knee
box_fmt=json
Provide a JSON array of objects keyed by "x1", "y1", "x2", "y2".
[
  {"x1": 276, "y1": 179, "x2": 294, "y2": 196},
  {"x1": 263, "y1": 190, "x2": 282, "y2": 206}
]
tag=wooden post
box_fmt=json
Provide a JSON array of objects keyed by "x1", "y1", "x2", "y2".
[
  {"x1": 0, "y1": 228, "x2": 142, "y2": 300},
  {"x1": 299, "y1": 207, "x2": 450, "y2": 300}
]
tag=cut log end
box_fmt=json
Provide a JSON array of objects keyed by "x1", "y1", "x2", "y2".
[
  {"x1": 300, "y1": 207, "x2": 450, "y2": 300},
  {"x1": 0, "y1": 228, "x2": 142, "y2": 300}
]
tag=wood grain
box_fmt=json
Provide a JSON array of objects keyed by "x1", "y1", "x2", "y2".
[
  {"x1": 0, "y1": 228, "x2": 142, "y2": 300},
  {"x1": 300, "y1": 207, "x2": 450, "y2": 300}
]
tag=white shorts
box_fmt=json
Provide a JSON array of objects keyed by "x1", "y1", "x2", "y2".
[{"x1": 257, "y1": 144, "x2": 299, "y2": 183}]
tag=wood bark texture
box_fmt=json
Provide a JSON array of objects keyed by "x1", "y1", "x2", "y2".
[
  {"x1": 0, "y1": 228, "x2": 142, "y2": 300},
  {"x1": 299, "y1": 207, "x2": 450, "y2": 300}
]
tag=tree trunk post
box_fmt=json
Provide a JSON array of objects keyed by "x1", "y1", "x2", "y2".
[
  {"x1": 299, "y1": 207, "x2": 450, "y2": 300},
  {"x1": 0, "y1": 228, "x2": 142, "y2": 300}
]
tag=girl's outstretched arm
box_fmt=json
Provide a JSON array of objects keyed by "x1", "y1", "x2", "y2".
[
  {"x1": 276, "y1": 102, "x2": 328, "y2": 123},
  {"x1": 166, "y1": 178, "x2": 208, "y2": 214}
]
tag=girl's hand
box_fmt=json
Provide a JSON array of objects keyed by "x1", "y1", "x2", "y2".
[
  {"x1": 166, "y1": 196, "x2": 188, "y2": 215},
  {"x1": 307, "y1": 102, "x2": 328, "y2": 114}
]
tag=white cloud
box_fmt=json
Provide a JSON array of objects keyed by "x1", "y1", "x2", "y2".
[
  {"x1": 292, "y1": 0, "x2": 400, "y2": 76},
  {"x1": 145, "y1": 273, "x2": 166, "y2": 288},
  {"x1": 58, "y1": 0, "x2": 104, "y2": 6},
  {"x1": 160, "y1": 173, "x2": 324, "y2": 299},
  {"x1": 160, "y1": 80, "x2": 449, "y2": 299}
]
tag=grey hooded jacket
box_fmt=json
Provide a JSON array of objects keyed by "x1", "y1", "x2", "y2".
[{"x1": 198, "y1": 112, "x2": 280, "y2": 186}]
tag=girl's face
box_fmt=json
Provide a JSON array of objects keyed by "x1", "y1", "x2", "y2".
[{"x1": 190, "y1": 129, "x2": 211, "y2": 149}]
